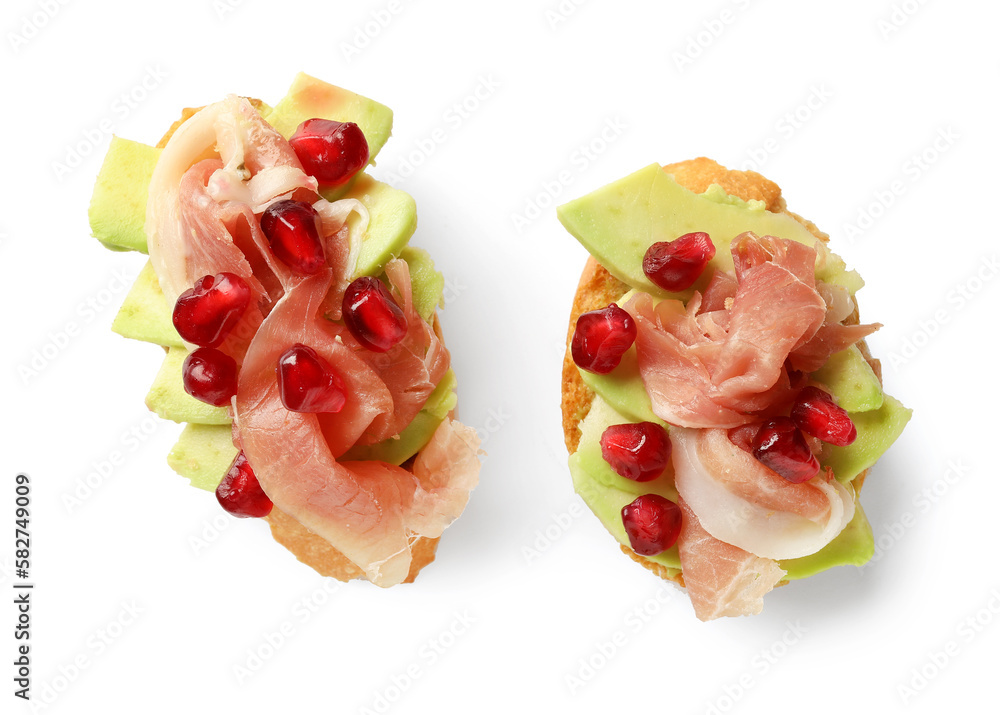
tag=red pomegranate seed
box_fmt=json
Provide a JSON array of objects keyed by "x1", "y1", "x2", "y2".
[
  {"x1": 342, "y1": 277, "x2": 407, "y2": 352},
  {"x1": 259, "y1": 199, "x2": 326, "y2": 275},
  {"x1": 172, "y1": 272, "x2": 251, "y2": 348},
  {"x1": 621, "y1": 494, "x2": 682, "y2": 556},
  {"x1": 643, "y1": 232, "x2": 717, "y2": 292},
  {"x1": 182, "y1": 347, "x2": 238, "y2": 407},
  {"x1": 600, "y1": 422, "x2": 672, "y2": 482},
  {"x1": 791, "y1": 386, "x2": 857, "y2": 447},
  {"x1": 571, "y1": 303, "x2": 637, "y2": 374},
  {"x1": 289, "y1": 119, "x2": 369, "y2": 188},
  {"x1": 216, "y1": 451, "x2": 273, "y2": 518},
  {"x1": 751, "y1": 417, "x2": 820, "y2": 483},
  {"x1": 276, "y1": 344, "x2": 347, "y2": 413}
]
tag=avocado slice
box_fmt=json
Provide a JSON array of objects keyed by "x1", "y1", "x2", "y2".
[
  {"x1": 146, "y1": 348, "x2": 231, "y2": 425},
  {"x1": 349, "y1": 173, "x2": 418, "y2": 278},
  {"x1": 89, "y1": 138, "x2": 162, "y2": 253},
  {"x1": 400, "y1": 245, "x2": 444, "y2": 321},
  {"x1": 812, "y1": 345, "x2": 883, "y2": 413},
  {"x1": 578, "y1": 348, "x2": 665, "y2": 426},
  {"x1": 266, "y1": 72, "x2": 393, "y2": 202},
  {"x1": 570, "y1": 395, "x2": 878, "y2": 581},
  {"x1": 556, "y1": 164, "x2": 862, "y2": 298},
  {"x1": 112, "y1": 261, "x2": 184, "y2": 348},
  {"x1": 168, "y1": 423, "x2": 238, "y2": 492},
  {"x1": 822, "y1": 394, "x2": 912, "y2": 484},
  {"x1": 779, "y1": 504, "x2": 874, "y2": 579}
]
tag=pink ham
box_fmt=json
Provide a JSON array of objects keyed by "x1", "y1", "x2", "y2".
[
  {"x1": 627, "y1": 232, "x2": 879, "y2": 429},
  {"x1": 146, "y1": 95, "x2": 477, "y2": 584},
  {"x1": 676, "y1": 499, "x2": 786, "y2": 621},
  {"x1": 351, "y1": 259, "x2": 450, "y2": 445},
  {"x1": 671, "y1": 426, "x2": 855, "y2": 561},
  {"x1": 235, "y1": 270, "x2": 477, "y2": 585}
]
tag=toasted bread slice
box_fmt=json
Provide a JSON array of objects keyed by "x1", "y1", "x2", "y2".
[{"x1": 560, "y1": 158, "x2": 877, "y2": 587}]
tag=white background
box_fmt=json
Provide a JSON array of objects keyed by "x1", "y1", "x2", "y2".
[{"x1": 1, "y1": 0, "x2": 998, "y2": 713}]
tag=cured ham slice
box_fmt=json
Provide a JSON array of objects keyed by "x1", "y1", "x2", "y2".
[
  {"x1": 676, "y1": 499, "x2": 786, "y2": 621},
  {"x1": 145, "y1": 93, "x2": 477, "y2": 585},
  {"x1": 351, "y1": 259, "x2": 450, "y2": 445},
  {"x1": 627, "y1": 232, "x2": 878, "y2": 429},
  {"x1": 671, "y1": 426, "x2": 854, "y2": 560},
  {"x1": 235, "y1": 270, "x2": 478, "y2": 586}
]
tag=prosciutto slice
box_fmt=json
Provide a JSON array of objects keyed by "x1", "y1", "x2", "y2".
[
  {"x1": 235, "y1": 270, "x2": 479, "y2": 586},
  {"x1": 671, "y1": 427, "x2": 855, "y2": 560},
  {"x1": 676, "y1": 499, "x2": 786, "y2": 621},
  {"x1": 627, "y1": 232, "x2": 877, "y2": 428},
  {"x1": 146, "y1": 95, "x2": 477, "y2": 585}
]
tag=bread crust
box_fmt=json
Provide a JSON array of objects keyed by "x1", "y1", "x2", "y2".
[{"x1": 560, "y1": 157, "x2": 876, "y2": 585}]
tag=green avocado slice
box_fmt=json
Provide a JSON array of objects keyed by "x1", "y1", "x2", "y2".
[
  {"x1": 556, "y1": 163, "x2": 862, "y2": 298},
  {"x1": 812, "y1": 345, "x2": 883, "y2": 413},
  {"x1": 349, "y1": 173, "x2": 418, "y2": 279},
  {"x1": 145, "y1": 348, "x2": 231, "y2": 426},
  {"x1": 112, "y1": 261, "x2": 184, "y2": 348},
  {"x1": 578, "y1": 348, "x2": 664, "y2": 426},
  {"x1": 400, "y1": 245, "x2": 445, "y2": 322},
  {"x1": 822, "y1": 394, "x2": 912, "y2": 484},
  {"x1": 168, "y1": 423, "x2": 237, "y2": 492},
  {"x1": 89, "y1": 138, "x2": 161, "y2": 253},
  {"x1": 266, "y1": 72, "x2": 393, "y2": 202}
]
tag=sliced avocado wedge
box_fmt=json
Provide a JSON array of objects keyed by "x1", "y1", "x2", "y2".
[
  {"x1": 347, "y1": 173, "x2": 418, "y2": 278},
  {"x1": 89, "y1": 138, "x2": 161, "y2": 253},
  {"x1": 401, "y1": 245, "x2": 444, "y2": 322},
  {"x1": 266, "y1": 72, "x2": 393, "y2": 202},
  {"x1": 168, "y1": 423, "x2": 237, "y2": 492},
  {"x1": 823, "y1": 394, "x2": 912, "y2": 483},
  {"x1": 112, "y1": 261, "x2": 184, "y2": 347},
  {"x1": 814, "y1": 345, "x2": 883, "y2": 413},
  {"x1": 578, "y1": 348, "x2": 665, "y2": 426},
  {"x1": 570, "y1": 396, "x2": 682, "y2": 573},
  {"x1": 146, "y1": 348, "x2": 231, "y2": 425},
  {"x1": 778, "y1": 503, "x2": 874, "y2": 580},
  {"x1": 557, "y1": 164, "x2": 861, "y2": 298}
]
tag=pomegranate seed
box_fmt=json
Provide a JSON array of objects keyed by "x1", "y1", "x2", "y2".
[
  {"x1": 259, "y1": 199, "x2": 326, "y2": 275},
  {"x1": 289, "y1": 119, "x2": 369, "y2": 188},
  {"x1": 342, "y1": 277, "x2": 407, "y2": 352},
  {"x1": 600, "y1": 422, "x2": 672, "y2": 482},
  {"x1": 276, "y1": 344, "x2": 347, "y2": 413},
  {"x1": 172, "y1": 273, "x2": 251, "y2": 348},
  {"x1": 643, "y1": 232, "x2": 717, "y2": 292},
  {"x1": 216, "y1": 451, "x2": 273, "y2": 518},
  {"x1": 791, "y1": 386, "x2": 857, "y2": 447},
  {"x1": 621, "y1": 494, "x2": 682, "y2": 556},
  {"x1": 571, "y1": 303, "x2": 637, "y2": 374},
  {"x1": 182, "y1": 347, "x2": 238, "y2": 407},
  {"x1": 751, "y1": 417, "x2": 820, "y2": 483}
]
